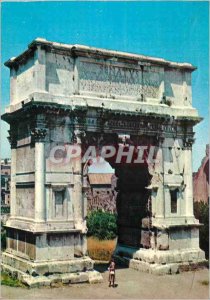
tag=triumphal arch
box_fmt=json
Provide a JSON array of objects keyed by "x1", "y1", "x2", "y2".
[{"x1": 2, "y1": 38, "x2": 206, "y2": 285}]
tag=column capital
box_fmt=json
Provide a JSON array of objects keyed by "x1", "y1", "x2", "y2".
[
  {"x1": 183, "y1": 137, "x2": 195, "y2": 150},
  {"x1": 31, "y1": 127, "x2": 47, "y2": 142},
  {"x1": 7, "y1": 129, "x2": 17, "y2": 149},
  {"x1": 72, "y1": 129, "x2": 86, "y2": 144}
]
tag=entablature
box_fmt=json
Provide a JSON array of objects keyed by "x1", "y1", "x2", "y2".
[{"x1": 4, "y1": 38, "x2": 198, "y2": 112}]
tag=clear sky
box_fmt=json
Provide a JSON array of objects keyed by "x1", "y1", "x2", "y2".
[{"x1": 1, "y1": 1, "x2": 209, "y2": 171}]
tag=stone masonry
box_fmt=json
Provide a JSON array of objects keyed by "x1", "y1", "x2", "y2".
[{"x1": 1, "y1": 38, "x2": 206, "y2": 284}]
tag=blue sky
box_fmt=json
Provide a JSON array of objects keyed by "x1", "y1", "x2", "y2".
[{"x1": 1, "y1": 1, "x2": 209, "y2": 171}]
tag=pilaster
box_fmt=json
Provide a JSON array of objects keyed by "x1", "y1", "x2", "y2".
[
  {"x1": 34, "y1": 45, "x2": 46, "y2": 92},
  {"x1": 7, "y1": 128, "x2": 18, "y2": 217},
  {"x1": 10, "y1": 68, "x2": 17, "y2": 104}
]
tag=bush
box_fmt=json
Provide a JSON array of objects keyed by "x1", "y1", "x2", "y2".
[
  {"x1": 1, "y1": 272, "x2": 23, "y2": 287},
  {"x1": 87, "y1": 237, "x2": 117, "y2": 261},
  {"x1": 87, "y1": 210, "x2": 117, "y2": 240},
  {"x1": 194, "y1": 202, "x2": 209, "y2": 258}
]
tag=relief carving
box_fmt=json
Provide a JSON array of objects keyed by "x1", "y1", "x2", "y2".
[
  {"x1": 31, "y1": 128, "x2": 47, "y2": 142},
  {"x1": 7, "y1": 129, "x2": 18, "y2": 149}
]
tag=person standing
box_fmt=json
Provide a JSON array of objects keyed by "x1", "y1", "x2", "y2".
[{"x1": 108, "y1": 259, "x2": 116, "y2": 287}]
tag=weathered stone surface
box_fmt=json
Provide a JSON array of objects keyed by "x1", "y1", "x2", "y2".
[
  {"x1": 115, "y1": 247, "x2": 207, "y2": 275},
  {"x1": 156, "y1": 230, "x2": 169, "y2": 250},
  {"x1": 2, "y1": 252, "x2": 94, "y2": 276},
  {"x1": 150, "y1": 264, "x2": 171, "y2": 275},
  {"x1": 21, "y1": 275, "x2": 51, "y2": 287},
  {"x1": 70, "y1": 273, "x2": 89, "y2": 283},
  {"x1": 170, "y1": 264, "x2": 179, "y2": 274},
  {"x1": 129, "y1": 259, "x2": 150, "y2": 273},
  {"x1": 87, "y1": 270, "x2": 103, "y2": 284},
  {"x1": 2, "y1": 38, "x2": 206, "y2": 281},
  {"x1": 2, "y1": 263, "x2": 103, "y2": 287},
  {"x1": 141, "y1": 230, "x2": 151, "y2": 248}
]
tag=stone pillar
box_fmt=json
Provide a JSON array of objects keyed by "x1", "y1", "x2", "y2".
[
  {"x1": 73, "y1": 174, "x2": 83, "y2": 226},
  {"x1": 73, "y1": 57, "x2": 79, "y2": 94},
  {"x1": 158, "y1": 67, "x2": 165, "y2": 101},
  {"x1": 67, "y1": 184, "x2": 74, "y2": 221},
  {"x1": 183, "y1": 145, "x2": 194, "y2": 218},
  {"x1": 81, "y1": 170, "x2": 89, "y2": 255},
  {"x1": 35, "y1": 142, "x2": 45, "y2": 221},
  {"x1": 8, "y1": 130, "x2": 17, "y2": 217},
  {"x1": 72, "y1": 129, "x2": 84, "y2": 230},
  {"x1": 35, "y1": 45, "x2": 46, "y2": 92},
  {"x1": 155, "y1": 138, "x2": 165, "y2": 219},
  {"x1": 32, "y1": 128, "x2": 47, "y2": 222},
  {"x1": 10, "y1": 149, "x2": 17, "y2": 217},
  {"x1": 10, "y1": 68, "x2": 17, "y2": 104}
]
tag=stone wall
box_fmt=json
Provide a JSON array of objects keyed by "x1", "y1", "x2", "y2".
[
  {"x1": 11, "y1": 57, "x2": 35, "y2": 103},
  {"x1": 46, "y1": 52, "x2": 74, "y2": 96},
  {"x1": 6, "y1": 38, "x2": 196, "y2": 114},
  {"x1": 2, "y1": 39, "x2": 205, "y2": 278}
]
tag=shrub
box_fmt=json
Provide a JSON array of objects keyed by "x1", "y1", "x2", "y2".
[
  {"x1": 194, "y1": 201, "x2": 209, "y2": 258},
  {"x1": 87, "y1": 210, "x2": 117, "y2": 240},
  {"x1": 87, "y1": 237, "x2": 117, "y2": 261},
  {"x1": 1, "y1": 272, "x2": 23, "y2": 287}
]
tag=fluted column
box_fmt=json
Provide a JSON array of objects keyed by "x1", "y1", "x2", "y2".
[
  {"x1": 183, "y1": 141, "x2": 194, "y2": 218},
  {"x1": 72, "y1": 129, "x2": 84, "y2": 230},
  {"x1": 31, "y1": 128, "x2": 47, "y2": 222}
]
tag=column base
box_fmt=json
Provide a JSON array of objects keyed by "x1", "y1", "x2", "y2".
[
  {"x1": 114, "y1": 245, "x2": 207, "y2": 275},
  {"x1": 1, "y1": 252, "x2": 103, "y2": 287}
]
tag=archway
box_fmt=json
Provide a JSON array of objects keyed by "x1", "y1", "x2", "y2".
[
  {"x1": 115, "y1": 164, "x2": 151, "y2": 248},
  {"x1": 83, "y1": 132, "x2": 153, "y2": 250}
]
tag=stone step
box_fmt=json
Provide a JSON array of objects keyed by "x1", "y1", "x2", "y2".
[
  {"x1": 1, "y1": 262, "x2": 103, "y2": 287},
  {"x1": 113, "y1": 255, "x2": 130, "y2": 266}
]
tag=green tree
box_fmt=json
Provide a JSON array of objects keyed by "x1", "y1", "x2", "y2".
[{"x1": 87, "y1": 210, "x2": 117, "y2": 240}]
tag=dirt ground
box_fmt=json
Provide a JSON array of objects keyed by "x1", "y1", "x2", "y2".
[{"x1": 1, "y1": 265, "x2": 209, "y2": 300}]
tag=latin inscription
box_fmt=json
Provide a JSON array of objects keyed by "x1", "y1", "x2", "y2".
[{"x1": 79, "y1": 61, "x2": 161, "y2": 98}]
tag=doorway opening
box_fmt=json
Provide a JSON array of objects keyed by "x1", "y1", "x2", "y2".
[{"x1": 115, "y1": 164, "x2": 151, "y2": 248}]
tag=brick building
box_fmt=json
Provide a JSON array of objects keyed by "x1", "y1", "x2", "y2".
[
  {"x1": 193, "y1": 145, "x2": 209, "y2": 203},
  {"x1": 87, "y1": 173, "x2": 117, "y2": 213}
]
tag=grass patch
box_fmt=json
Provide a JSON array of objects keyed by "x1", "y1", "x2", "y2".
[
  {"x1": 200, "y1": 280, "x2": 209, "y2": 286},
  {"x1": 87, "y1": 237, "x2": 117, "y2": 261},
  {"x1": 1, "y1": 272, "x2": 24, "y2": 287}
]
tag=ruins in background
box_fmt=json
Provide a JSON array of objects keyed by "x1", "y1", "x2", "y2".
[{"x1": 193, "y1": 145, "x2": 209, "y2": 203}]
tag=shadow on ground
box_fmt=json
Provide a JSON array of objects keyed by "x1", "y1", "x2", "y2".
[{"x1": 94, "y1": 263, "x2": 128, "y2": 273}]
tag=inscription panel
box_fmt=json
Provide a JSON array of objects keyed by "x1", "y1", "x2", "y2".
[{"x1": 79, "y1": 60, "x2": 162, "y2": 99}]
